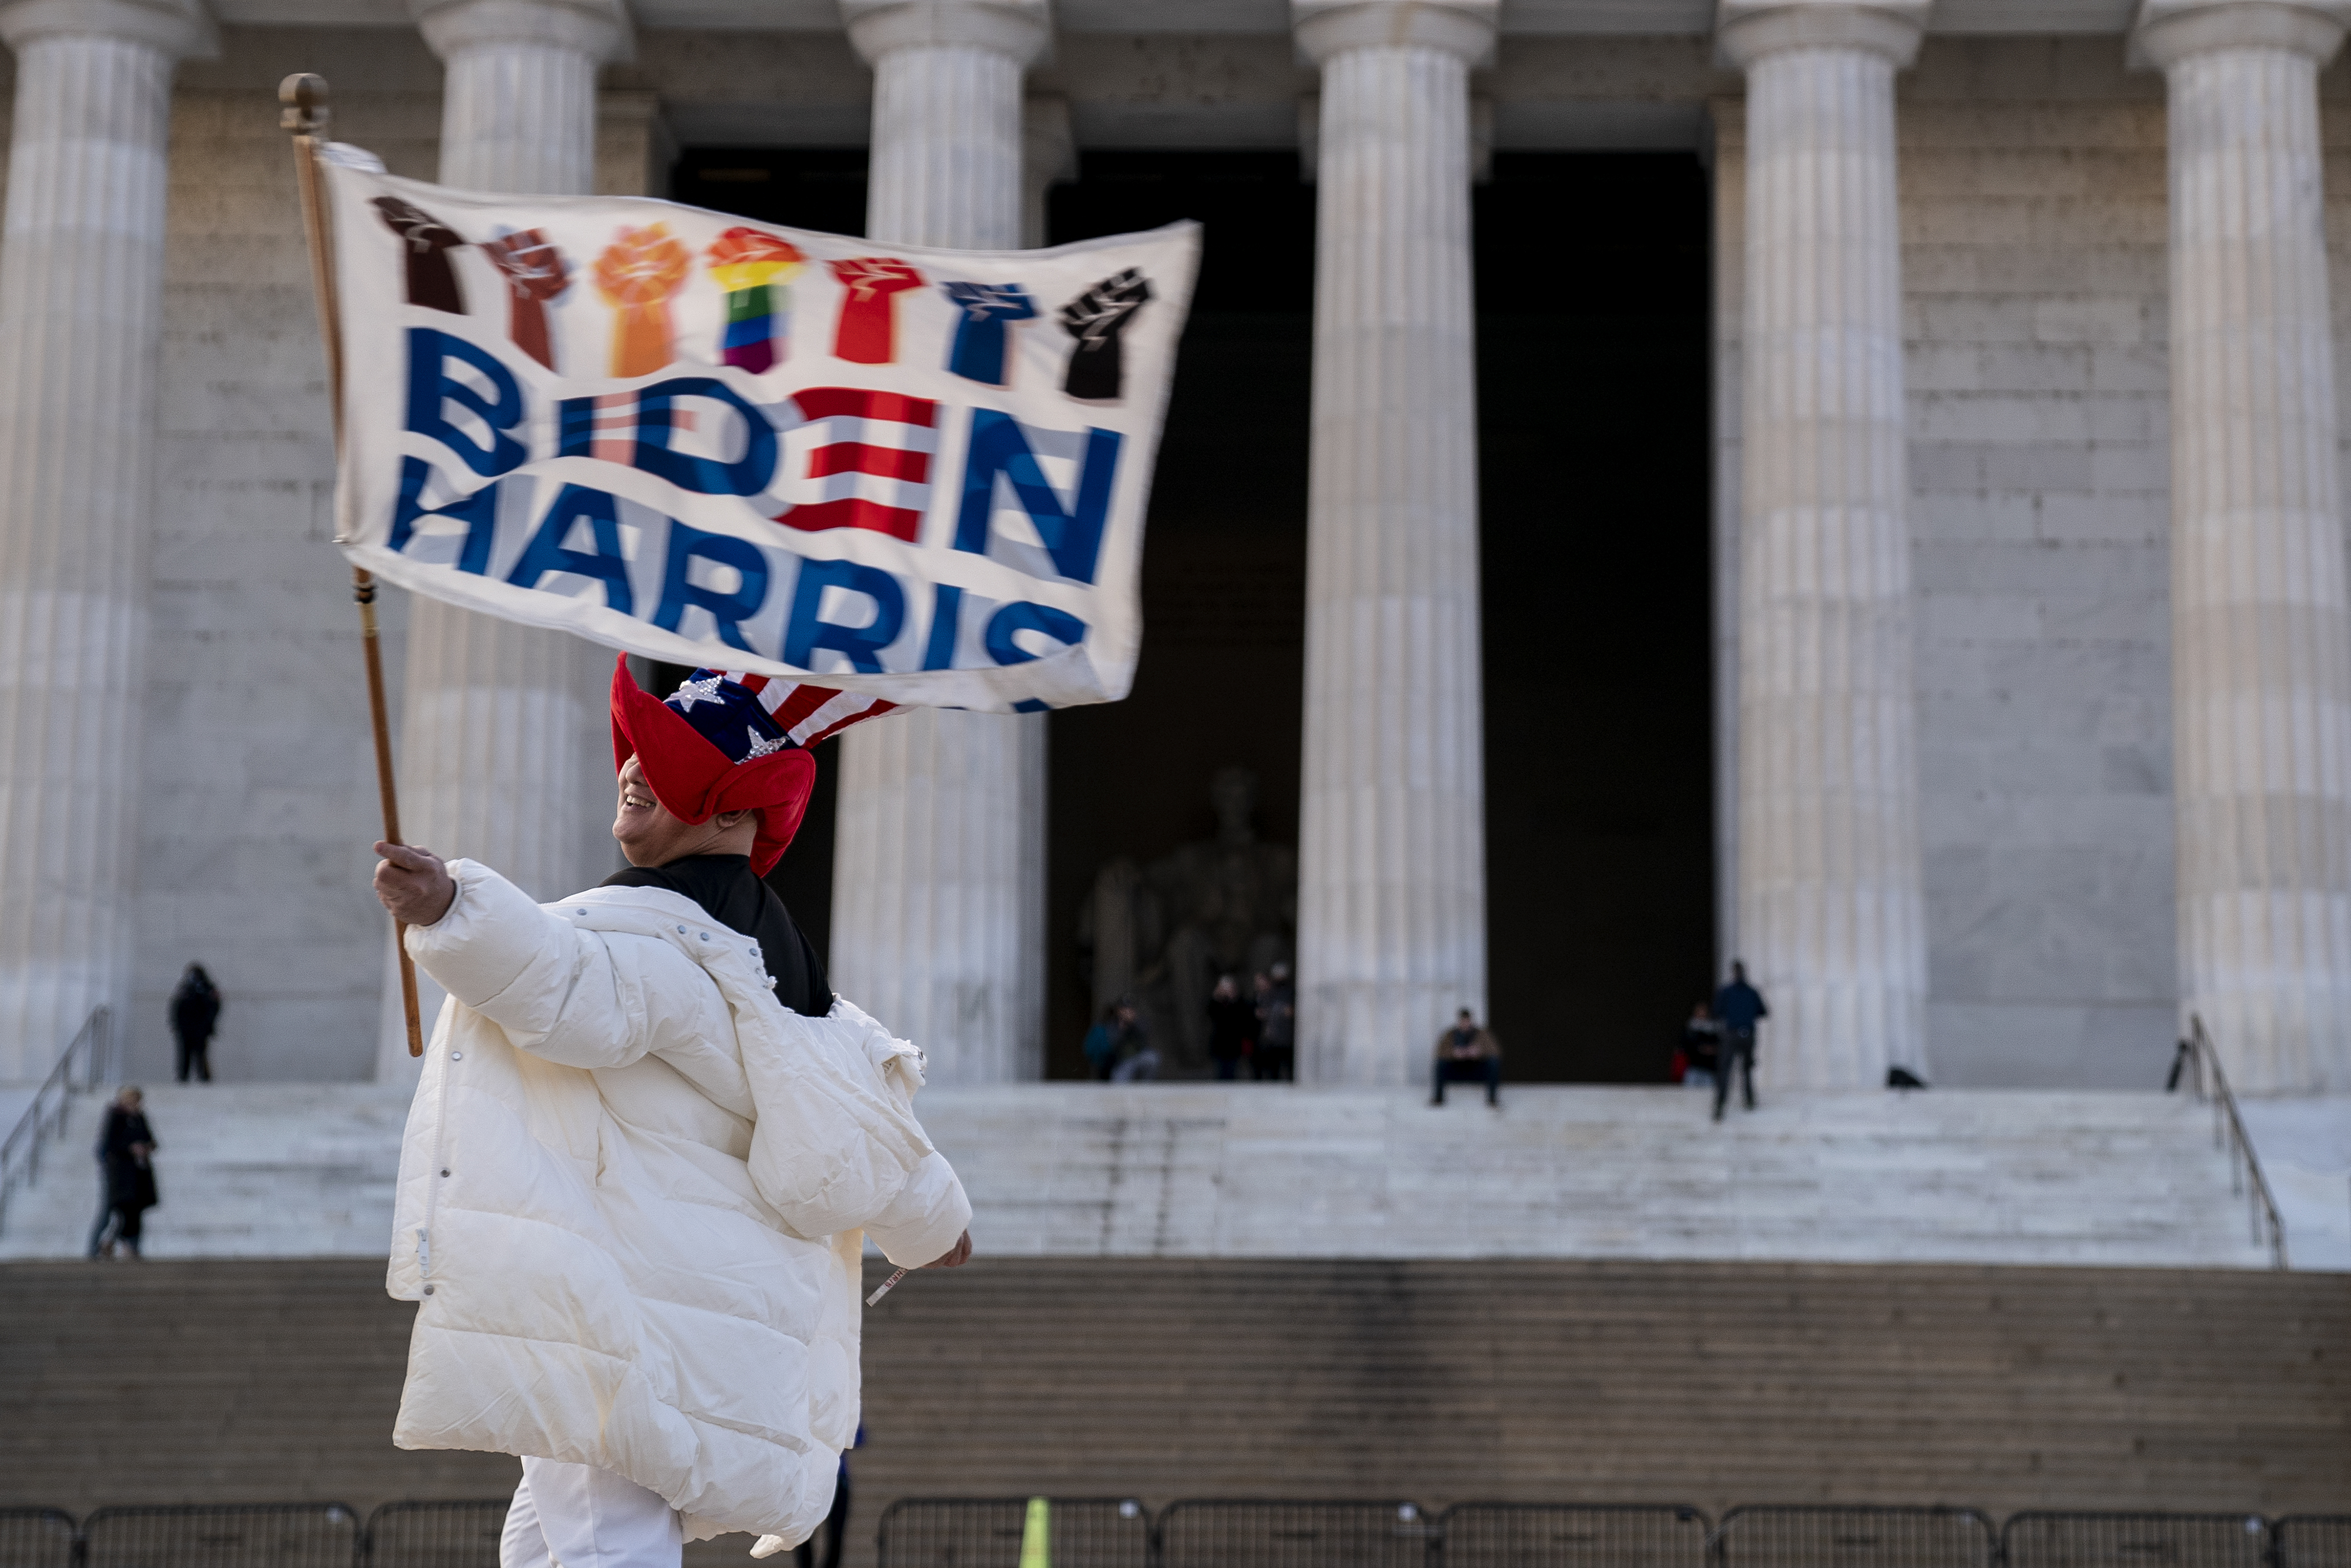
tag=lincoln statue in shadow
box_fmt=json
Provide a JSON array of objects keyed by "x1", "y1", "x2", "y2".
[{"x1": 1077, "y1": 767, "x2": 1298, "y2": 1074}]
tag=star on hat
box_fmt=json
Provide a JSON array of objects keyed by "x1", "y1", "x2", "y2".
[{"x1": 670, "y1": 673, "x2": 725, "y2": 712}]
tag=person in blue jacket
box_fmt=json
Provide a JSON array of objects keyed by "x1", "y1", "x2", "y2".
[{"x1": 1712, "y1": 961, "x2": 1769, "y2": 1122}]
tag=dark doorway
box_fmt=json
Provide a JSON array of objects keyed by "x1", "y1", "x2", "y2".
[
  {"x1": 1474, "y1": 152, "x2": 1714, "y2": 1081},
  {"x1": 673, "y1": 148, "x2": 869, "y2": 238},
  {"x1": 1043, "y1": 152, "x2": 1317, "y2": 1078},
  {"x1": 668, "y1": 149, "x2": 871, "y2": 959}
]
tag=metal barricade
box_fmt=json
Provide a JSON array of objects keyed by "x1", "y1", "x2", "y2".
[
  {"x1": 1440, "y1": 1503, "x2": 1710, "y2": 1568},
  {"x1": 1158, "y1": 1501, "x2": 1435, "y2": 1568},
  {"x1": 84, "y1": 1504, "x2": 360, "y2": 1568},
  {"x1": 2002, "y1": 1512, "x2": 2270, "y2": 1568},
  {"x1": 0, "y1": 1509, "x2": 78, "y2": 1568},
  {"x1": 2276, "y1": 1518, "x2": 2351, "y2": 1568},
  {"x1": 1714, "y1": 1506, "x2": 1997, "y2": 1568},
  {"x1": 876, "y1": 1499, "x2": 1152, "y2": 1568},
  {"x1": 364, "y1": 1503, "x2": 511, "y2": 1568}
]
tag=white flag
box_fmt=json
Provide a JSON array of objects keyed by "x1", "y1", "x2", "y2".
[{"x1": 324, "y1": 159, "x2": 1197, "y2": 713}]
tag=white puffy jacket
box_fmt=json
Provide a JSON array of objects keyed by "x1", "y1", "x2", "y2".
[{"x1": 385, "y1": 859, "x2": 971, "y2": 1549}]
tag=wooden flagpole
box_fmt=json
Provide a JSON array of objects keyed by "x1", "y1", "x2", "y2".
[{"x1": 281, "y1": 73, "x2": 424, "y2": 1058}]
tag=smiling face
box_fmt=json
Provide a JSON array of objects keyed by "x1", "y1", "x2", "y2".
[{"x1": 613, "y1": 754, "x2": 759, "y2": 867}]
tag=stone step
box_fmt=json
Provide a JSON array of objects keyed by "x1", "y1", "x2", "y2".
[
  {"x1": 2, "y1": 1081, "x2": 2326, "y2": 1269},
  {"x1": 0, "y1": 1255, "x2": 2342, "y2": 1563}
]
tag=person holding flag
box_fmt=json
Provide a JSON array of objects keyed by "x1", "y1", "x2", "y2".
[
  {"x1": 273, "y1": 75, "x2": 1192, "y2": 1568},
  {"x1": 370, "y1": 657, "x2": 971, "y2": 1568}
]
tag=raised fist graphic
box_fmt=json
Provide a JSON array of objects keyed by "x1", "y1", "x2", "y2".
[
  {"x1": 1057, "y1": 268, "x2": 1153, "y2": 401},
  {"x1": 828, "y1": 257, "x2": 925, "y2": 364},
  {"x1": 480, "y1": 228, "x2": 570, "y2": 370},
  {"x1": 940, "y1": 281, "x2": 1039, "y2": 387},
  {"x1": 372, "y1": 196, "x2": 467, "y2": 315}
]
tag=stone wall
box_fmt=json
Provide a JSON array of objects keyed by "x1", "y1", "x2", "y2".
[
  {"x1": 132, "y1": 29, "x2": 438, "y2": 1084},
  {"x1": 1717, "y1": 39, "x2": 2183, "y2": 1088},
  {"x1": 1895, "y1": 39, "x2": 2179, "y2": 1087}
]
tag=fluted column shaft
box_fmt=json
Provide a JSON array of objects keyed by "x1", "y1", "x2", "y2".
[
  {"x1": 434, "y1": 36, "x2": 598, "y2": 194},
  {"x1": 2141, "y1": 0, "x2": 2351, "y2": 1091},
  {"x1": 830, "y1": 704, "x2": 1044, "y2": 1083},
  {"x1": 377, "y1": 0, "x2": 623, "y2": 1077},
  {"x1": 0, "y1": 0, "x2": 210, "y2": 1078},
  {"x1": 865, "y1": 45, "x2": 1023, "y2": 248},
  {"x1": 832, "y1": 0, "x2": 1046, "y2": 1082},
  {"x1": 1290, "y1": 0, "x2": 1491, "y2": 1085},
  {"x1": 1722, "y1": 0, "x2": 1930, "y2": 1089}
]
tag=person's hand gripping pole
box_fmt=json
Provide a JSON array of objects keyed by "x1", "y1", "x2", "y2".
[{"x1": 865, "y1": 1229, "x2": 974, "y2": 1305}]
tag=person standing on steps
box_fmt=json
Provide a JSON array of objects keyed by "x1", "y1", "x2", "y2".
[
  {"x1": 371, "y1": 659, "x2": 972, "y2": 1568},
  {"x1": 1207, "y1": 974, "x2": 1256, "y2": 1081},
  {"x1": 1081, "y1": 1004, "x2": 1123, "y2": 1081},
  {"x1": 1252, "y1": 964, "x2": 1295, "y2": 1082},
  {"x1": 1712, "y1": 961, "x2": 1769, "y2": 1121},
  {"x1": 169, "y1": 964, "x2": 221, "y2": 1083},
  {"x1": 86, "y1": 1086, "x2": 159, "y2": 1259}
]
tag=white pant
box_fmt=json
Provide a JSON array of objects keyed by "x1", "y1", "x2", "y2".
[{"x1": 501, "y1": 1458, "x2": 683, "y2": 1568}]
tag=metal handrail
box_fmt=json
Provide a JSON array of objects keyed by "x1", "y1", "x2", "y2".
[
  {"x1": 2166, "y1": 1015, "x2": 2288, "y2": 1271},
  {"x1": 0, "y1": 1006, "x2": 113, "y2": 1235}
]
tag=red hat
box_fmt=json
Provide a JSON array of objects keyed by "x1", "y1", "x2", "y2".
[{"x1": 608, "y1": 656, "x2": 895, "y2": 875}]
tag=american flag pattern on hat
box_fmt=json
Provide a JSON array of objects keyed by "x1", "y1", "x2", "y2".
[{"x1": 664, "y1": 668, "x2": 897, "y2": 763}]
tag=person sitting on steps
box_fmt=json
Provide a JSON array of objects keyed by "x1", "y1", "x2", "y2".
[{"x1": 1430, "y1": 1009, "x2": 1502, "y2": 1108}]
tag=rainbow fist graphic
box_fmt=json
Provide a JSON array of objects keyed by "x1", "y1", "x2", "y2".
[{"x1": 706, "y1": 227, "x2": 806, "y2": 374}]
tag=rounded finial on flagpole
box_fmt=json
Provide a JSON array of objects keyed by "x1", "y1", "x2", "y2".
[{"x1": 279, "y1": 73, "x2": 331, "y2": 137}]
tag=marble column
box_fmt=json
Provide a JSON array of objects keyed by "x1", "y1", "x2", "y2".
[
  {"x1": 2139, "y1": 0, "x2": 2351, "y2": 1093},
  {"x1": 832, "y1": 0, "x2": 1048, "y2": 1083},
  {"x1": 376, "y1": 0, "x2": 627, "y2": 1078},
  {"x1": 1291, "y1": 0, "x2": 1492, "y2": 1085},
  {"x1": 0, "y1": 0, "x2": 213, "y2": 1079},
  {"x1": 1719, "y1": 0, "x2": 1930, "y2": 1089}
]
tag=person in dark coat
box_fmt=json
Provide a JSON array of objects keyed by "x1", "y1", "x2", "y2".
[
  {"x1": 1252, "y1": 964, "x2": 1296, "y2": 1082},
  {"x1": 1712, "y1": 960, "x2": 1769, "y2": 1121},
  {"x1": 169, "y1": 963, "x2": 220, "y2": 1083},
  {"x1": 794, "y1": 1420, "x2": 863, "y2": 1568},
  {"x1": 1431, "y1": 1009, "x2": 1503, "y2": 1107},
  {"x1": 1082, "y1": 1004, "x2": 1123, "y2": 1081},
  {"x1": 1104, "y1": 1002, "x2": 1158, "y2": 1083},
  {"x1": 1206, "y1": 974, "x2": 1255, "y2": 1081},
  {"x1": 87, "y1": 1087, "x2": 159, "y2": 1259}
]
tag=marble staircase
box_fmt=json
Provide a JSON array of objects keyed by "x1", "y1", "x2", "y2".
[
  {"x1": 1, "y1": 1255, "x2": 2345, "y2": 1541},
  {"x1": 2, "y1": 1083, "x2": 412, "y2": 1259},
  {"x1": 4, "y1": 1080, "x2": 2335, "y2": 1268}
]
